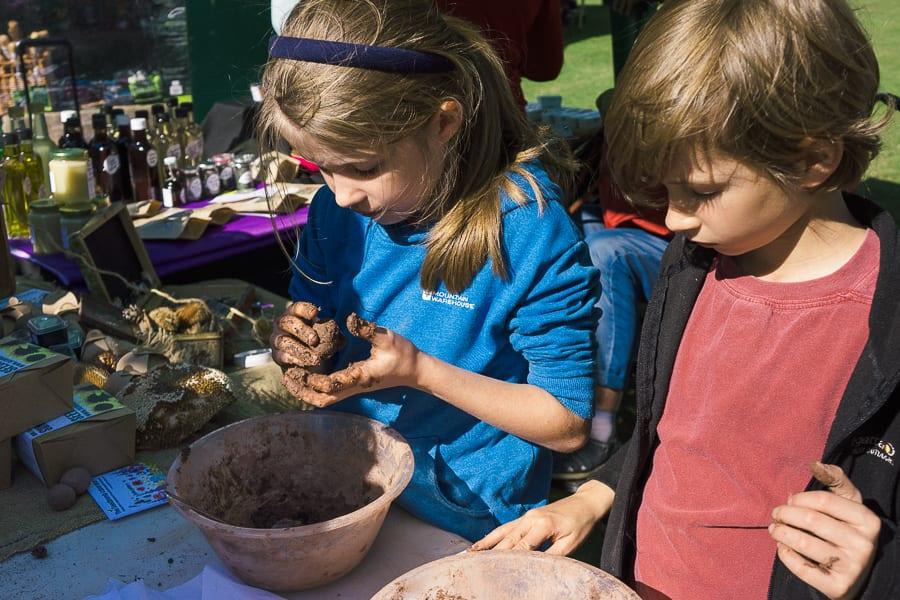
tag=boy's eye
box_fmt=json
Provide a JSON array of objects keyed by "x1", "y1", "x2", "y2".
[{"x1": 690, "y1": 189, "x2": 721, "y2": 201}]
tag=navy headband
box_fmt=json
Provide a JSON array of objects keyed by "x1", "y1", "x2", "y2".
[{"x1": 269, "y1": 36, "x2": 456, "y2": 74}]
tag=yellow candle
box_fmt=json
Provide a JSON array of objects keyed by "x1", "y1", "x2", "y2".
[{"x1": 49, "y1": 149, "x2": 96, "y2": 206}]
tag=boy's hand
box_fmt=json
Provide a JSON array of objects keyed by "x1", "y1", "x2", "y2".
[
  {"x1": 281, "y1": 313, "x2": 423, "y2": 408},
  {"x1": 270, "y1": 301, "x2": 344, "y2": 371},
  {"x1": 470, "y1": 480, "x2": 614, "y2": 555},
  {"x1": 769, "y1": 462, "x2": 882, "y2": 600}
]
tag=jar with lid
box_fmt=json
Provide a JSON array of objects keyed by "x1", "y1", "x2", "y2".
[
  {"x1": 199, "y1": 162, "x2": 221, "y2": 199},
  {"x1": 212, "y1": 153, "x2": 236, "y2": 192},
  {"x1": 28, "y1": 199, "x2": 63, "y2": 255},
  {"x1": 233, "y1": 155, "x2": 255, "y2": 191},
  {"x1": 49, "y1": 148, "x2": 96, "y2": 206},
  {"x1": 183, "y1": 168, "x2": 204, "y2": 204},
  {"x1": 59, "y1": 203, "x2": 95, "y2": 250}
]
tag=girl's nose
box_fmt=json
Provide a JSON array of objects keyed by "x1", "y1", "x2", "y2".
[{"x1": 330, "y1": 174, "x2": 361, "y2": 209}]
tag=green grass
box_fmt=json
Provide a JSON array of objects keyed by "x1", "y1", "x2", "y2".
[{"x1": 523, "y1": 0, "x2": 900, "y2": 221}]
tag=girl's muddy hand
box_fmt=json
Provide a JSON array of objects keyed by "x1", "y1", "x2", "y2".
[
  {"x1": 280, "y1": 313, "x2": 423, "y2": 407},
  {"x1": 270, "y1": 301, "x2": 344, "y2": 369}
]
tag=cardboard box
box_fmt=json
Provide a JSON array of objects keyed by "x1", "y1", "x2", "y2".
[
  {"x1": 0, "y1": 342, "x2": 73, "y2": 440},
  {"x1": 14, "y1": 384, "x2": 136, "y2": 486},
  {"x1": 0, "y1": 438, "x2": 11, "y2": 490}
]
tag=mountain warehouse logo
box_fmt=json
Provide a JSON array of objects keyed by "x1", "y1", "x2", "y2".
[
  {"x1": 421, "y1": 290, "x2": 475, "y2": 310},
  {"x1": 854, "y1": 437, "x2": 895, "y2": 466}
]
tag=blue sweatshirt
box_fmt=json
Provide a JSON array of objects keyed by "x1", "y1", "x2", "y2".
[{"x1": 289, "y1": 162, "x2": 598, "y2": 541}]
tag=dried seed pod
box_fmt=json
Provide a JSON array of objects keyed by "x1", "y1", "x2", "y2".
[
  {"x1": 74, "y1": 363, "x2": 110, "y2": 389},
  {"x1": 175, "y1": 301, "x2": 212, "y2": 328},
  {"x1": 148, "y1": 307, "x2": 179, "y2": 333},
  {"x1": 118, "y1": 364, "x2": 236, "y2": 449}
]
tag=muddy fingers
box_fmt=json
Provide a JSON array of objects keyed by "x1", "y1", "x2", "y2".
[
  {"x1": 271, "y1": 335, "x2": 325, "y2": 367},
  {"x1": 347, "y1": 313, "x2": 378, "y2": 340},
  {"x1": 288, "y1": 301, "x2": 320, "y2": 320},
  {"x1": 277, "y1": 314, "x2": 320, "y2": 346},
  {"x1": 311, "y1": 320, "x2": 345, "y2": 356},
  {"x1": 282, "y1": 369, "x2": 336, "y2": 407}
]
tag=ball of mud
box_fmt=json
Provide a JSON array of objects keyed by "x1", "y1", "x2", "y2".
[
  {"x1": 48, "y1": 484, "x2": 77, "y2": 511},
  {"x1": 60, "y1": 467, "x2": 92, "y2": 495}
]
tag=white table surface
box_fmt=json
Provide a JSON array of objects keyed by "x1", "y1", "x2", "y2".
[{"x1": 0, "y1": 504, "x2": 470, "y2": 599}]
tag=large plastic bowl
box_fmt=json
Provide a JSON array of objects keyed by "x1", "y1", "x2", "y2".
[
  {"x1": 371, "y1": 550, "x2": 640, "y2": 599},
  {"x1": 166, "y1": 411, "x2": 414, "y2": 591}
]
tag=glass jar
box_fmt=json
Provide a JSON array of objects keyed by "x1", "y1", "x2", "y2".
[
  {"x1": 49, "y1": 148, "x2": 96, "y2": 206},
  {"x1": 59, "y1": 203, "x2": 95, "y2": 250},
  {"x1": 183, "y1": 168, "x2": 203, "y2": 203},
  {"x1": 28, "y1": 199, "x2": 63, "y2": 255},
  {"x1": 212, "y1": 153, "x2": 236, "y2": 192},
  {"x1": 233, "y1": 155, "x2": 255, "y2": 191},
  {"x1": 199, "y1": 162, "x2": 221, "y2": 199}
]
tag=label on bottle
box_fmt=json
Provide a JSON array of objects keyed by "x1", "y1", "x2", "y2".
[
  {"x1": 147, "y1": 150, "x2": 159, "y2": 168},
  {"x1": 187, "y1": 177, "x2": 203, "y2": 202},
  {"x1": 186, "y1": 139, "x2": 202, "y2": 160},
  {"x1": 166, "y1": 144, "x2": 182, "y2": 159},
  {"x1": 162, "y1": 187, "x2": 175, "y2": 208},
  {"x1": 205, "y1": 174, "x2": 221, "y2": 196},
  {"x1": 86, "y1": 166, "x2": 96, "y2": 199},
  {"x1": 238, "y1": 171, "x2": 253, "y2": 186},
  {"x1": 22, "y1": 177, "x2": 32, "y2": 196},
  {"x1": 104, "y1": 154, "x2": 120, "y2": 175},
  {"x1": 220, "y1": 167, "x2": 234, "y2": 183}
]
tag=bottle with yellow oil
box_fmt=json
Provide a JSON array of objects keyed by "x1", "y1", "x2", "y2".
[{"x1": 1, "y1": 133, "x2": 30, "y2": 238}]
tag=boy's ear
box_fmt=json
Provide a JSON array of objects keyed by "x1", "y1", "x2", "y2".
[
  {"x1": 797, "y1": 139, "x2": 844, "y2": 189},
  {"x1": 433, "y1": 99, "x2": 463, "y2": 144}
]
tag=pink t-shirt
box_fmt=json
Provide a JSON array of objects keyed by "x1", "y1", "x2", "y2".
[{"x1": 634, "y1": 230, "x2": 880, "y2": 600}]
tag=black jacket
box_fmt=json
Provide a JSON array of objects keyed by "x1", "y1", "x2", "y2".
[{"x1": 594, "y1": 196, "x2": 900, "y2": 599}]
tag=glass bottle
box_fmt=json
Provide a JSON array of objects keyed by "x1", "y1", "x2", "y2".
[
  {"x1": 88, "y1": 114, "x2": 123, "y2": 202},
  {"x1": 180, "y1": 102, "x2": 204, "y2": 167},
  {"x1": 2, "y1": 133, "x2": 30, "y2": 238},
  {"x1": 18, "y1": 129, "x2": 45, "y2": 202},
  {"x1": 111, "y1": 108, "x2": 126, "y2": 142},
  {"x1": 31, "y1": 105, "x2": 55, "y2": 193},
  {"x1": 161, "y1": 156, "x2": 184, "y2": 208},
  {"x1": 58, "y1": 113, "x2": 89, "y2": 149},
  {"x1": 127, "y1": 118, "x2": 161, "y2": 202},
  {"x1": 0, "y1": 206, "x2": 14, "y2": 298},
  {"x1": 115, "y1": 113, "x2": 134, "y2": 202},
  {"x1": 135, "y1": 109, "x2": 155, "y2": 145},
  {"x1": 155, "y1": 114, "x2": 182, "y2": 174}
]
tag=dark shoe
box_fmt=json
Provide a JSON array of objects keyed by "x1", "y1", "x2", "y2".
[{"x1": 552, "y1": 439, "x2": 618, "y2": 481}]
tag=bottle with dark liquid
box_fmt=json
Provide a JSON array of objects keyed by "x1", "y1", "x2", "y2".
[
  {"x1": 115, "y1": 113, "x2": 134, "y2": 202},
  {"x1": 89, "y1": 114, "x2": 124, "y2": 202},
  {"x1": 127, "y1": 118, "x2": 161, "y2": 201},
  {"x1": 161, "y1": 156, "x2": 184, "y2": 208},
  {"x1": 58, "y1": 112, "x2": 89, "y2": 149}
]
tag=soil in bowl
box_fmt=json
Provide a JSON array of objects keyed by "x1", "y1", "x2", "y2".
[{"x1": 189, "y1": 432, "x2": 386, "y2": 529}]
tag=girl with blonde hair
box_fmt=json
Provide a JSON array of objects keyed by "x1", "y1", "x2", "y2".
[{"x1": 262, "y1": 0, "x2": 599, "y2": 542}]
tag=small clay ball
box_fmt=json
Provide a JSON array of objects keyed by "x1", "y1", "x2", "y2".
[
  {"x1": 60, "y1": 467, "x2": 92, "y2": 495},
  {"x1": 48, "y1": 484, "x2": 77, "y2": 511}
]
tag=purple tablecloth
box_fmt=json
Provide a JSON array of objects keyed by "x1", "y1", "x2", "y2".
[{"x1": 9, "y1": 201, "x2": 309, "y2": 288}]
